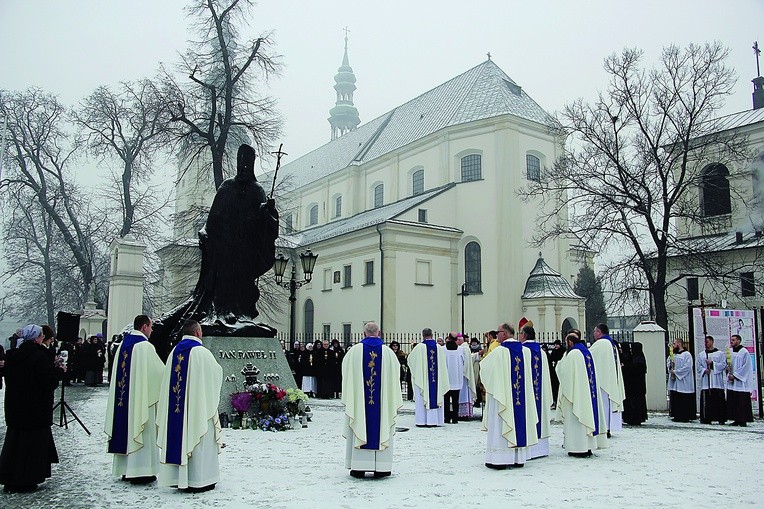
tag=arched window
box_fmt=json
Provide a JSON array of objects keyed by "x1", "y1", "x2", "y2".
[
  {"x1": 308, "y1": 204, "x2": 319, "y2": 225},
  {"x1": 373, "y1": 184, "x2": 384, "y2": 209},
  {"x1": 304, "y1": 299, "x2": 314, "y2": 340},
  {"x1": 334, "y1": 195, "x2": 342, "y2": 218},
  {"x1": 526, "y1": 154, "x2": 541, "y2": 182},
  {"x1": 465, "y1": 241, "x2": 482, "y2": 293},
  {"x1": 461, "y1": 154, "x2": 482, "y2": 182},
  {"x1": 700, "y1": 163, "x2": 731, "y2": 217},
  {"x1": 412, "y1": 169, "x2": 424, "y2": 196}
]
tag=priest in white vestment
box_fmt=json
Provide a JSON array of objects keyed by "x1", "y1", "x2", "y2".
[
  {"x1": 408, "y1": 328, "x2": 449, "y2": 426},
  {"x1": 667, "y1": 338, "x2": 695, "y2": 422},
  {"x1": 480, "y1": 323, "x2": 539, "y2": 469},
  {"x1": 157, "y1": 320, "x2": 223, "y2": 492},
  {"x1": 519, "y1": 325, "x2": 552, "y2": 459},
  {"x1": 696, "y1": 335, "x2": 727, "y2": 424},
  {"x1": 456, "y1": 334, "x2": 477, "y2": 419},
  {"x1": 726, "y1": 334, "x2": 754, "y2": 426},
  {"x1": 105, "y1": 315, "x2": 165, "y2": 484},
  {"x1": 589, "y1": 323, "x2": 625, "y2": 436},
  {"x1": 555, "y1": 333, "x2": 608, "y2": 457},
  {"x1": 341, "y1": 322, "x2": 403, "y2": 478}
]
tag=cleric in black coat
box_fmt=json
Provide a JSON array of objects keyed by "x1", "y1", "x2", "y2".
[{"x1": 0, "y1": 325, "x2": 64, "y2": 492}]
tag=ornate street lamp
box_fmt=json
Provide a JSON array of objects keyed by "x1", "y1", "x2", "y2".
[{"x1": 274, "y1": 249, "x2": 319, "y2": 349}]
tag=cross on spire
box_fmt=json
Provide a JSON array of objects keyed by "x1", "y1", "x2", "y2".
[
  {"x1": 343, "y1": 26, "x2": 350, "y2": 50},
  {"x1": 487, "y1": 51, "x2": 491, "y2": 60},
  {"x1": 754, "y1": 41, "x2": 761, "y2": 77}
]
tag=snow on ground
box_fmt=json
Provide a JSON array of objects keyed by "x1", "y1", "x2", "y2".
[{"x1": 1, "y1": 385, "x2": 762, "y2": 509}]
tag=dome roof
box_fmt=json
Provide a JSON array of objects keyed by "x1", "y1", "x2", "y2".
[{"x1": 522, "y1": 253, "x2": 582, "y2": 300}]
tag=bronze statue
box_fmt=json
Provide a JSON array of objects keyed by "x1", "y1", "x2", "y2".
[{"x1": 151, "y1": 144, "x2": 279, "y2": 359}]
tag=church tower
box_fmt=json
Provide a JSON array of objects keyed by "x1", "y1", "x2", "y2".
[{"x1": 328, "y1": 30, "x2": 360, "y2": 140}]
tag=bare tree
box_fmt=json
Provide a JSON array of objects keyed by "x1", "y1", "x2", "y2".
[
  {"x1": 162, "y1": 0, "x2": 282, "y2": 189},
  {"x1": 73, "y1": 79, "x2": 172, "y2": 238},
  {"x1": 0, "y1": 88, "x2": 97, "y2": 303},
  {"x1": 0, "y1": 182, "x2": 84, "y2": 324},
  {"x1": 519, "y1": 43, "x2": 754, "y2": 329}
]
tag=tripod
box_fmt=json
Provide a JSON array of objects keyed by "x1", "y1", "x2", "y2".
[{"x1": 52, "y1": 381, "x2": 91, "y2": 435}]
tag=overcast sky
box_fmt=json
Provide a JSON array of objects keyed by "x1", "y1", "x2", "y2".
[{"x1": 2, "y1": 0, "x2": 763, "y2": 173}]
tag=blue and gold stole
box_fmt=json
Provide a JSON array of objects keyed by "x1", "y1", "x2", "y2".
[
  {"x1": 360, "y1": 337, "x2": 383, "y2": 450},
  {"x1": 423, "y1": 339, "x2": 439, "y2": 409},
  {"x1": 522, "y1": 341, "x2": 543, "y2": 439},
  {"x1": 165, "y1": 338, "x2": 201, "y2": 465},
  {"x1": 500, "y1": 341, "x2": 528, "y2": 447},
  {"x1": 572, "y1": 342, "x2": 600, "y2": 436},
  {"x1": 108, "y1": 333, "x2": 145, "y2": 454}
]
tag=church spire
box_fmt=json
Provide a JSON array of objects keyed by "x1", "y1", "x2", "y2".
[{"x1": 328, "y1": 28, "x2": 360, "y2": 140}]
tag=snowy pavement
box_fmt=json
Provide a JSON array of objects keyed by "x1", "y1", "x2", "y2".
[{"x1": 1, "y1": 384, "x2": 762, "y2": 509}]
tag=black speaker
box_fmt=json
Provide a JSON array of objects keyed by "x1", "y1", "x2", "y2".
[{"x1": 56, "y1": 311, "x2": 81, "y2": 342}]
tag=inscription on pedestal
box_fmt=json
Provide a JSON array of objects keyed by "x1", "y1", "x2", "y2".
[{"x1": 204, "y1": 336, "x2": 296, "y2": 414}]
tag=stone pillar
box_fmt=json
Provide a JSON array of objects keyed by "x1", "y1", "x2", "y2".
[
  {"x1": 633, "y1": 321, "x2": 668, "y2": 412},
  {"x1": 107, "y1": 236, "x2": 146, "y2": 342}
]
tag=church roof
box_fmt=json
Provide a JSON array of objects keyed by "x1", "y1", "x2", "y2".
[
  {"x1": 277, "y1": 183, "x2": 458, "y2": 247},
  {"x1": 282, "y1": 59, "x2": 557, "y2": 189},
  {"x1": 521, "y1": 254, "x2": 582, "y2": 300},
  {"x1": 711, "y1": 107, "x2": 764, "y2": 133}
]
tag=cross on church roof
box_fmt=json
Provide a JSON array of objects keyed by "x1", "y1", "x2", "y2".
[
  {"x1": 754, "y1": 41, "x2": 761, "y2": 77},
  {"x1": 487, "y1": 51, "x2": 491, "y2": 60}
]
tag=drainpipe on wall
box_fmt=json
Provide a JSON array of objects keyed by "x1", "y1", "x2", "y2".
[{"x1": 376, "y1": 223, "x2": 384, "y2": 331}]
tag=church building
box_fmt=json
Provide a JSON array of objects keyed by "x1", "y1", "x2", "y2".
[
  {"x1": 156, "y1": 38, "x2": 587, "y2": 339},
  {"x1": 270, "y1": 40, "x2": 585, "y2": 338}
]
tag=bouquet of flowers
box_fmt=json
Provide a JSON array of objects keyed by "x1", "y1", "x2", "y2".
[
  {"x1": 250, "y1": 382, "x2": 288, "y2": 415},
  {"x1": 257, "y1": 412, "x2": 292, "y2": 432},
  {"x1": 230, "y1": 391, "x2": 253, "y2": 415},
  {"x1": 285, "y1": 388, "x2": 308, "y2": 417}
]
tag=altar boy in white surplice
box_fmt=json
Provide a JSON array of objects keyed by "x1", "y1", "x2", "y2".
[
  {"x1": 341, "y1": 322, "x2": 403, "y2": 478},
  {"x1": 156, "y1": 320, "x2": 223, "y2": 493},
  {"x1": 408, "y1": 327, "x2": 449, "y2": 427}
]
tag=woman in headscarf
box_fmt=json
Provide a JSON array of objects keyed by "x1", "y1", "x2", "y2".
[{"x1": 0, "y1": 324, "x2": 65, "y2": 492}]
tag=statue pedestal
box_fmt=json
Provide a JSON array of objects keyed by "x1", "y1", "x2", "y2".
[{"x1": 204, "y1": 336, "x2": 296, "y2": 415}]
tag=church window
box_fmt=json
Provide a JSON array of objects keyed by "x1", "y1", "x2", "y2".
[
  {"x1": 374, "y1": 184, "x2": 384, "y2": 209},
  {"x1": 418, "y1": 209, "x2": 428, "y2": 223},
  {"x1": 526, "y1": 154, "x2": 541, "y2": 182},
  {"x1": 699, "y1": 163, "x2": 731, "y2": 217},
  {"x1": 465, "y1": 241, "x2": 482, "y2": 293},
  {"x1": 365, "y1": 261, "x2": 374, "y2": 285},
  {"x1": 412, "y1": 169, "x2": 424, "y2": 196},
  {"x1": 343, "y1": 264, "x2": 352, "y2": 288},
  {"x1": 334, "y1": 195, "x2": 342, "y2": 218},
  {"x1": 304, "y1": 299, "x2": 314, "y2": 340},
  {"x1": 461, "y1": 154, "x2": 482, "y2": 182},
  {"x1": 741, "y1": 272, "x2": 756, "y2": 297},
  {"x1": 309, "y1": 204, "x2": 319, "y2": 225}
]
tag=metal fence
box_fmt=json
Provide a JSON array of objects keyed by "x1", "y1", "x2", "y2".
[{"x1": 277, "y1": 329, "x2": 637, "y2": 353}]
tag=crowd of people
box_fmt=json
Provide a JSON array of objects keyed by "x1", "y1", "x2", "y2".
[
  {"x1": 0, "y1": 315, "x2": 755, "y2": 490},
  {"x1": 341, "y1": 320, "x2": 756, "y2": 478},
  {"x1": 667, "y1": 333, "x2": 755, "y2": 426},
  {"x1": 287, "y1": 340, "x2": 344, "y2": 399},
  {"x1": 0, "y1": 315, "x2": 223, "y2": 494}
]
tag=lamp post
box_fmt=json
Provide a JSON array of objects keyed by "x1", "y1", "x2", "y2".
[
  {"x1": 273, "y1": 249, "x2": 319, "y2": 350},
  {"x1": 459, "y1": 282, "x2": 469, "y2": 335}
]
